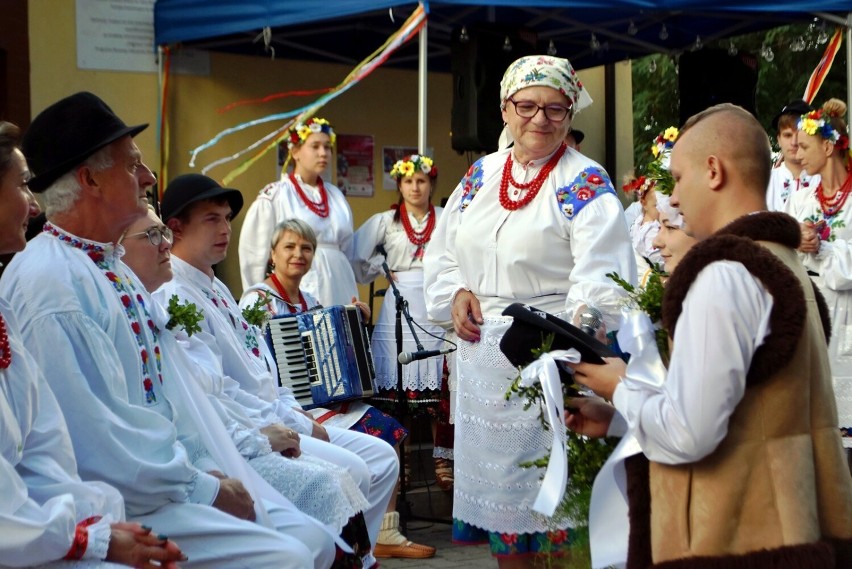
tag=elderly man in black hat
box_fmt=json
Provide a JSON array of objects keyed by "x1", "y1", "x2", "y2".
[
  {"x1": 0, "y1": 92, "x2": 335, "y2": 568},
  {"x1": 767, "y1": 98, "x2": 820, "y2": 211},
  {"x1": 565, "y1": 128, "x2": 585, "y2": 152}
]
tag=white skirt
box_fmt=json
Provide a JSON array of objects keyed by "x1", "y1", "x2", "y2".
[
  {"x1": 371, "y1": 270, "x2": 445, "y2": 393},
  {"x1": 453, "y1": 317, "x2": 571, "y2": 534}
]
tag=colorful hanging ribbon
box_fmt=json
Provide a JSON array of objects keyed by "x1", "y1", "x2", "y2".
[
  {"x1": 189, "y1": 2, "x2": 428, "y2": 185},
  {"x1": 803, "y1": 28, "x2": 843, "y2": 104}
]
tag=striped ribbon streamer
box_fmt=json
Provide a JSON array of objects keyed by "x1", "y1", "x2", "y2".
[{"x1": 803, "y1": 28, "x2": 843, "y2": 104}]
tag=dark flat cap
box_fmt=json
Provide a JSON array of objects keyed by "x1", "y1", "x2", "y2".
[
  {"x1": 22, "y1": 92, "x2": 147, "y2": 193},
  {"x1": 160, "y1": 173, "x2": 243, "y2": 221},
  {"x1": 569, "y1": 129, "x2": 585, "y2": 145},
  {"x1": 771, "y1": 99, "x2": 813, "y2": 131}
]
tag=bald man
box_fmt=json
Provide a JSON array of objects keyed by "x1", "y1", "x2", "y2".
[{"x1": 571, "y1": 104, "x2": 852, "y2": 568}]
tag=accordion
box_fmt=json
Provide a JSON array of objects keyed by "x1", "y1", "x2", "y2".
[{"x1": 264, "y1": 305, "x2": 377, "y2": 409}]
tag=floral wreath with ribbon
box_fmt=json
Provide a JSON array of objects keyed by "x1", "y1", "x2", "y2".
[
  {"x1": 798, "y1": 109, "x2": 850, "y2": 151},
  {"x1": 389, "y1": 154, "x2": 438, "y2": 180},
  {"x1": 624, "y1": 126, "x2": 679, "y2": 198},
  {"x1": 286, "y1": 117, "x2": 337, "y2": 149}
]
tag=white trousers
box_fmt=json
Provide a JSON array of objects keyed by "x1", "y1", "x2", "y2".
[
  {"x1": 302, "y1": 426, "x2": 398, "y2": 546},
  {"x1": 132, "y1": 500, "x2": 335, "y2": 569}
]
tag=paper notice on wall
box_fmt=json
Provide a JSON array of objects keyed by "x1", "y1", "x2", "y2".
[{"x1": 76, "y1": 0, "x2": 209, "y2": 75}]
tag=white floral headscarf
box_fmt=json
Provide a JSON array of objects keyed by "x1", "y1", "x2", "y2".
[{"x1": 499, "y1": 55, "x2": 593, "y2": 114}]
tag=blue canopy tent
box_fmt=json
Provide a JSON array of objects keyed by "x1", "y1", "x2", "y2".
[{"x1": 154, "y1": 1, "x2": 852, "y2": 155}]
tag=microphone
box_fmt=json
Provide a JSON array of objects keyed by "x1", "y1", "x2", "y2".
[
  {"x1": 376, "y1": 244, "x2": 387, "y2": 257},
  {"x1": 578, "y1": 306, "x2": 604, "y2": 336},
  {"x1": 398, "y1": 347, "x2": 455, "y2": 365}
]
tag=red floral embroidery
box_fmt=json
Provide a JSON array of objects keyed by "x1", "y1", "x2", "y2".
[
  {"x1": 576, "y1": 187, "x2": 593, "y2": 200},
  {"x1": 121, "y1": 295, "x2": 131, "y2": 308},
  {"x1": 131, "y1": 322, "x2": 141, "y2": 334}
]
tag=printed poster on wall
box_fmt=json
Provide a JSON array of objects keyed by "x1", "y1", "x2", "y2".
[
  {"x1": 76, "y1": 0, "x2": 209, "y2": 75},
  {"x1": 337, "y1": 134, "x2": 375, "y2": 197},
  {"x1": 382, "y1": 146, "x2": 434, "y2": 190}
]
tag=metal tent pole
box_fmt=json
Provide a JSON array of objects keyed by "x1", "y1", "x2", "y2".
[{"x1": 418, "y1": 21, "x2": 428, "y2": 154}]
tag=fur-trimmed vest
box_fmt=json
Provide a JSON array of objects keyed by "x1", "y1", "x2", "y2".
[{"x1": 629, "y1": 212, "x2": 852, "y2": 569}]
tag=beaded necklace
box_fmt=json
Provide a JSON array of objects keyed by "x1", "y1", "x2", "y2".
[
  {"x1": 289, "y1": 172, "x2": 330, "y2": 218},
  {"x1": 44, "y1": 223, "x2": 162, "y2": 403},
  {"x1": 269, "y1": 273, "x2": 308, "y2": 313},
  {"x1": 499, "y1": 143, "x2": 567, "y2": 211},
  {"x1": 399, "y1": 203, "x2": 436, "y2": 259},
  {"x1": 0, "y1": 314, "x2": 11, "y2": 369},
  {"x1": 816, "y1": 169, "x2": 852, "y2": 218}
]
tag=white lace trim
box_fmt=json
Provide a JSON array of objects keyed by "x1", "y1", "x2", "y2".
[
  {"x1": 451, "y1": 318, "x2": 570, "y2": 534},
  {"x1": 250, "y1": 453, "x2": 369, "y2": 534}
]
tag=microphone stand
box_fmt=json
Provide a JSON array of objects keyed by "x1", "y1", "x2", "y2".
[{"x1": 375, "y1": 250, "x2": 450, "y2": 531}]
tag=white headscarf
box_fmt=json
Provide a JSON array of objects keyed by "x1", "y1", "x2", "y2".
[
  {"x1": 498, "y1": 55, "x2": 593, "y2": 149},
  {"x1": 655, "y1": 194, "x2": 684, "y2": 229}
]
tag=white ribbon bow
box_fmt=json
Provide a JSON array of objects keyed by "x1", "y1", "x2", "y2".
[{"x1": 518, "y1": 348, "x2": 581, "y2": 516}]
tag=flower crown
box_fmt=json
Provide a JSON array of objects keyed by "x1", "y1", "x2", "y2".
[
  {"x1": 638, "y1": 126, "x2": 679, "y2": 196},
  {"x1": 389, "y1": 154, "x2": 437, "y2": 180},
  {"x1": 798, "y1": 109, "x2": 849, "y2": 150},
  {"x1": 651, "y1": 126, "x2": 679, "y2": 159},
  {"x1": 622, "y1": 175, "x2": 654, "y2": 195},
  {"x1": 287, "y1": 117, "x2": 336, "y2": 148}
]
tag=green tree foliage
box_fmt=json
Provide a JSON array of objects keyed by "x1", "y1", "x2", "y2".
[{"x1": 633, "y1": 21, "x2": 849, "y2": 170}]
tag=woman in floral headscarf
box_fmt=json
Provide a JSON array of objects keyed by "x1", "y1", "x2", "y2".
[
  {"x1": 424, "y1": 55, "x2": 634, "y2": 566},
  {"x1": 238, "y1": 117, "x2": 359, "y2": 308},
  {"x1": 786, "y1": 98, "x2": 852, "y2": 456}
]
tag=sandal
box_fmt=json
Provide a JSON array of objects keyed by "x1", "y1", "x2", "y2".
[{"x1": 434, "y1": 457, "x2": 454, "y2": 491}]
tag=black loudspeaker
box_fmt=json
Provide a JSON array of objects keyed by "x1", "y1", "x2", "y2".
[
  {"x1": 451, "y1": 26, "x2": 537, "y2": 154},
  {"x1": 679, "y1": 49, "x2": 758, "y2": 125}
]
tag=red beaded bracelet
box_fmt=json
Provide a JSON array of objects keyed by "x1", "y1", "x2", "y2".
[{"x1": 65, "y1": 516, "x2": 103, "y2": 560}]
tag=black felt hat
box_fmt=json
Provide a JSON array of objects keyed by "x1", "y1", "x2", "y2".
[
  {"x1": 160, "y1": 173, "x2": 244, "y2": 221},
  {"x1": 500, "y1": 303, "x2": 617, "y2": 368},
  {"x1": 771, "y1": 99, "x2": 813, "y2": 131},
  {"x1": 569, "y1": 129, "x2": 585, "y2": 145},
  {"x1": 22, "y1": 92, "x2": 148, "y2": 193}
]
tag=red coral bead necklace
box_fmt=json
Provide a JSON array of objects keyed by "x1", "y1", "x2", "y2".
[
  {"x1": 499, "y1": 143, "x2": 567, "y2": 211},
  {"x1": 816, "y1": 168, "x2": 852, "y2": 218},
  {"x1": 399, "y1": 202, "x2": 436, "y2": 247},
  {"x1": 290, "y1": 172, "x2": 330, "y2": 218}
]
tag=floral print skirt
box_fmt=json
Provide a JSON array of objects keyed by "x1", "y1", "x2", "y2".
[{"x1": 452, "y1": 519, "x2": 573, "y2": 557}]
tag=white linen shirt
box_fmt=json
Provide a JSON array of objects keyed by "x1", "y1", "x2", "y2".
[
  {"x1": 238, "y1": 176, "x2": 358, "y2": 306},
  {"x1": 0, "y1": 229, "x2": 220, "y2": 518},
  {"x1": 424, "y1": 146, "x2": 635, "y2": 329},
  {"x1": 612, "y1": 261, "x2": 773, "y2": 464},
  {"x1": 158, "y1": 256, "x2": 314, "y2": 435},
  {"x1": 351, "y1": 207, "x2": 444, "y2": 282},
  {"x1": 0, "y1": 299, "x2": 122, "y2": 566}
]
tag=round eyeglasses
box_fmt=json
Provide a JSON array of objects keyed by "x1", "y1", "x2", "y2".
[
  {"x1": 508, "y1": 99, "x2": 572, "y2": 122},
  {"x1": 124, "y1": 225, "x2": 173, "y2": 247}
]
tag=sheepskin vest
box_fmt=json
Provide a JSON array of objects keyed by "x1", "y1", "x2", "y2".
[{"x1": 639, "y1": 212, "x2": 852, "y2": 569}]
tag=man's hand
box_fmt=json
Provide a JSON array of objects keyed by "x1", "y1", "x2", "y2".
[
  {"x1": 567, "y1": 357, "x2": 626, "y2": 401},
  {"x1": 451, "y1": 289, "x2": 482, "y2": 342},
  {"x1": 564, "y1": 397, "x2": 616, "y2": 439},
  {"x1": 211, "y1": 477, "x2": 256, "y2": 521},
  {"x1": 261, "y1": 424, "x2": 301, "y2": 458},
  {"x1": 107, "y1": 522, "x2": 187, "y2": 568}
]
